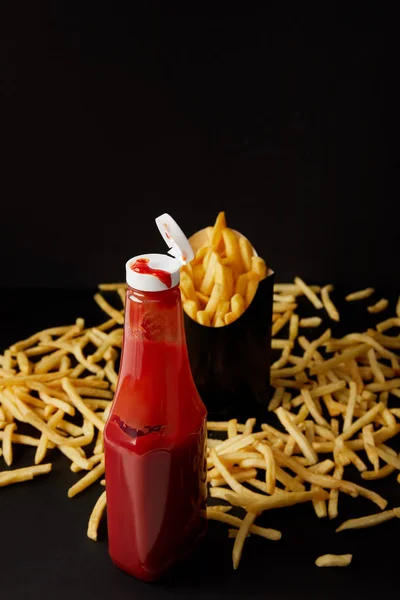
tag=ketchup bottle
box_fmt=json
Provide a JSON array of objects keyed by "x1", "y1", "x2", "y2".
[{"x1": 104, "y1": 214, "x2": 207, "y2": 583}]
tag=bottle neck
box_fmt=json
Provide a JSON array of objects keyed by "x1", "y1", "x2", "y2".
[{"x1": 123, "y1": 284, "x2": 186, "y2": 349}]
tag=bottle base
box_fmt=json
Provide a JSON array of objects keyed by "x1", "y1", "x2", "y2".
[{"x1": 108, "y1": 520, "x2": 207, "y2": 583}]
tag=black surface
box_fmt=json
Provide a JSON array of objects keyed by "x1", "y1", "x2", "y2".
[
  {"x1": 0, "y1": 3, "x2": 390, "y2": 288},
  {"x1": 1, "y1": 287, "x2": 399, "y2": 600}
]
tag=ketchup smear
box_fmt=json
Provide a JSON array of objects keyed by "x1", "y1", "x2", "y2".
[
  {"x1": 130, "y1": 257, "x2": 172, "y2": 288},
  {"x1": 104, "y1": 285, "x2": 207, "y2": 582}
]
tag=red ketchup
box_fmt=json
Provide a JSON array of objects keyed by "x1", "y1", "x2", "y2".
[
  {"x1": 130, "y1": 257, "x2": 172, "y2": 289},
  {"x1": 104, "y1": 225, "x2": 207, "y2": 583}
]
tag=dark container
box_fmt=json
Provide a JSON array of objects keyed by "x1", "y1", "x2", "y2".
[{"x1": 183, "y1": 228, "x2": 274, "y2": 422}]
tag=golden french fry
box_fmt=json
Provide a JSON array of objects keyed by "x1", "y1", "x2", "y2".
[
  {"x1": 276, "y1": 407, "x2": 318, "y2": 465},
  {"x1": 367, "y1": 298, "x2": 389, "y2": 314},
  {"x1": 321, "y1": 285, "x2": 340, "y2": 322},
  {"x1": 215, "y1": 262, "x2": 234, "y2": 300},
  {"x1": 214, "y1": 300, "x2": 230, "y2": 324},
  {"x1": 205, "y1": 284, "x2": 224, "y2": 320},
  {"x1": 232, "y1": 511, "x2": 256, "y2": 570},
  {"x1": 180, "y1": 271, "x2": 198, "y2": 305},
  {"x1": 93, "y1": 294, "x2": 124, "y2": 325},
  {"x1": 61, "y1": 379, "x2": 105, "y2": 432},
  {"x1": 68, "y1": 459, "x2": 105, "y2": 498},
  {"x1": 211, "y1": 211, "x2": 227, "y2": 250},
  {"x1": 231, "y1": 294, "x2": 245, "y2": 319},
  {"x1": 87, "y1": 490, "x2": 107, "y2": 541},
  {"x1": 181, "y1": 263, "x2": 193, "y2": 279},
  {"x1": 345, "y1": 288, "x2": 375, "y2": 301},
  {"x1": 299, "y1": 317, "x2": 322, "y2": 328},
  {"x1": 238, "y1": 236, "x2": 253, "y2": 271},
  {"x1": 195, "y1": 291, "x2": 210, "y2": 307},
  {"x1": 192, "y1": 246, "x2": 208, "y2": 266},
  {"x1": 192, "y1": 264, "x2": 204, "y2": 289},
  {"x1": 0, "y1": 463, "x2": 52, "y2": 487},
  {"x1": 214, "y1": 317, "x2": 225, "y2": 327},
  {"x1": 250, "y1": 256, "x2": 267, "y2": 281},
  {"x1": 234, "y1": 273, "x2": 248, "y2": 297},
  {"x1": 245, "y1": 276, "x2": 258, "y2": 308},
  {"x1": 200, "y1": 251, "x2": 219, "y2": 295},
  {"x1": 197, "y1": 310, "x2": 211, "y2": 327},
  {"x1": 2, "y1": 423, "x2": 16, "y2": 466},
  {"x1": 294, "y1": 277, "x2": 323, "y2": 309},
  {"x1": 336, "y1": 508, "x2": 400, "y2": 532},
  {"x1": 222, "y1": 228, "x2": 244, "y2": 274},
  {"x1": 272, "y1": 310, "x2": 292, "y2": 337},
  {"x1": 183, "y1": 300, "x2": 198, "y2": 321},
  {"x1": 205, "y1": 508, "x2": 281, "y2": 541},
  {"x1": 225, "y1": 312, "x2": 237, "y2": 326},
  {"x1": 315, "y1": 554, "x2": 352, "y2": 567}
]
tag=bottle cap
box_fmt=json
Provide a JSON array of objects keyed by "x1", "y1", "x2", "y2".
[{"x1": 125, "y1": 214, "x2": 194, "y2": 292}]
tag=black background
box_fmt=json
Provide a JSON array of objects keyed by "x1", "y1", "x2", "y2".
[
  {"x1": 1, "y1": 3, "x2": 395, "y2": 600},
  {"x1": 0, "y1": 2, "x2": 389, "y2": 288}
]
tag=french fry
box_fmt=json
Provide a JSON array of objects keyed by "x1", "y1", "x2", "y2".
[
  {"x1": 367, "y1": 298, "x2": 389, "y2": 314},
  {"x1": 234, "y1": 273, "x2": 248, "y2": 297},
  {"x1": 68, "y1": 459, "x2": 105, "y2": 498},
  {"x1": 232, "y1": 512, "x2": 257, "y2": 569},
  {"x1": 294, "y1": 277, "x2": 323, "y2": 310},
  {"x1": 200, "y1": 251, "x2": 219, "y2": 295},
  {"x1": 61, "y1": 379, "x2": 105, "y2": 432},
  {"x1": 231, "y1": 294, "x2": 245, "y2": 319},
  {"x1": 192, "y1": 264, "x2": 205, "y2": 289},
  {"x1": 321, "y1": 285, "x2": 340, "y2": 322},
  {"x1": 87, "y1": 491, "x2": 107, "y2": 541},
  {"x1": 222, "y1": 228, "x2": 244, "y2": 274},
  {"x1": 343, "y1": 382, "x2": 357, "y2": 433},
  {"x1": 336, "y1": 509, "x2": 400, "y2": 532},
  {"x1": 310, "y1": 344, "x2": 370, "y2": 376},
  {"x1": 225, "y1": 312, "x2": 237, "y2": 326},
  {"x1": 180, "y1": 271, "x2": 198, "y2": 306},
  {"x1": 299, "y1": 317, "x2": 322, "y2": 328},
  {"x1": 191, "y1": 246, "x2": 208, "y2": 266},
  {"x1": 276, "y1": 407, "x2": 318, "y2": 465},
  {"x1": 251, "y1": 256, "x2": 267, "y2": 281},
  {"x1": 272, "y1": 310, "x2": 292, "y2": 337},
  {"x1": 183, "y1": 300, "x2": 198, "y2": 321},
  {"x1": 245, "y1": 275, "x2": 259, "y2": 309},
  {"x1": 369, "y1": 444, "x2": 400, "y2": 470},
  {"x1": 238, "y1": 236, "x2": 253, "y2": 271},
  {"x1": 315, "y1": 554, "x2": 352, "y2": 567},
  {"x1": 205, "y1": 508, "x2": 281, "y2": 541},
  {"x1": 205, "y1": 284, "x2": 224, "y2": 320},
  {"x1": 93, "y1": 294, "x2": 124, "y2": 325},
  {"x1": 346, "y1": 288, "x2": 375, "y2": 301},
  {"x1": 0, "y1": 463, "x2": 52, "y2": 487},
  {"x1": 197, "y1": 310, "x2": 211, "y2": 327},
  {"x1": 210, "y1": 211, "x2": 226, "y2": 250},
  {"x1": 255, "y1": 442, "x2": 276, "y2": 494},
  {"x1": 2, "y1": 423, "x2": 16, "y2": 466}
]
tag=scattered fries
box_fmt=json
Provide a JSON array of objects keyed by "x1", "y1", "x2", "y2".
[
  {"x1": 0, "y1": 293, "x2": 125, "y2": 541},
  {"x1": 204, "y1": 281, "x2": 400, "y2": 569},
  {"x1": 181, "y1": 212, "x2": 268, "y2": 326}
]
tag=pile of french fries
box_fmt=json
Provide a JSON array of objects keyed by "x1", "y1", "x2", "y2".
[
  {"x1": 180, "y1": 212, "x2": 267, "y2": 326},
  {"x1": 1, "y1": 216, "x2": 400, "y2": 569},
  {"x1": 205, "y1": 280, "x2": 400, "y2": 568},
  {"x1": 0, "y1": 292, "x2": 124, "y2": 539}
]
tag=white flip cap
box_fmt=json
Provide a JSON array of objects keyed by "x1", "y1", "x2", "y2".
[{"x1": 125, "y1": 214, "x2": 194, "y2": 292}]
